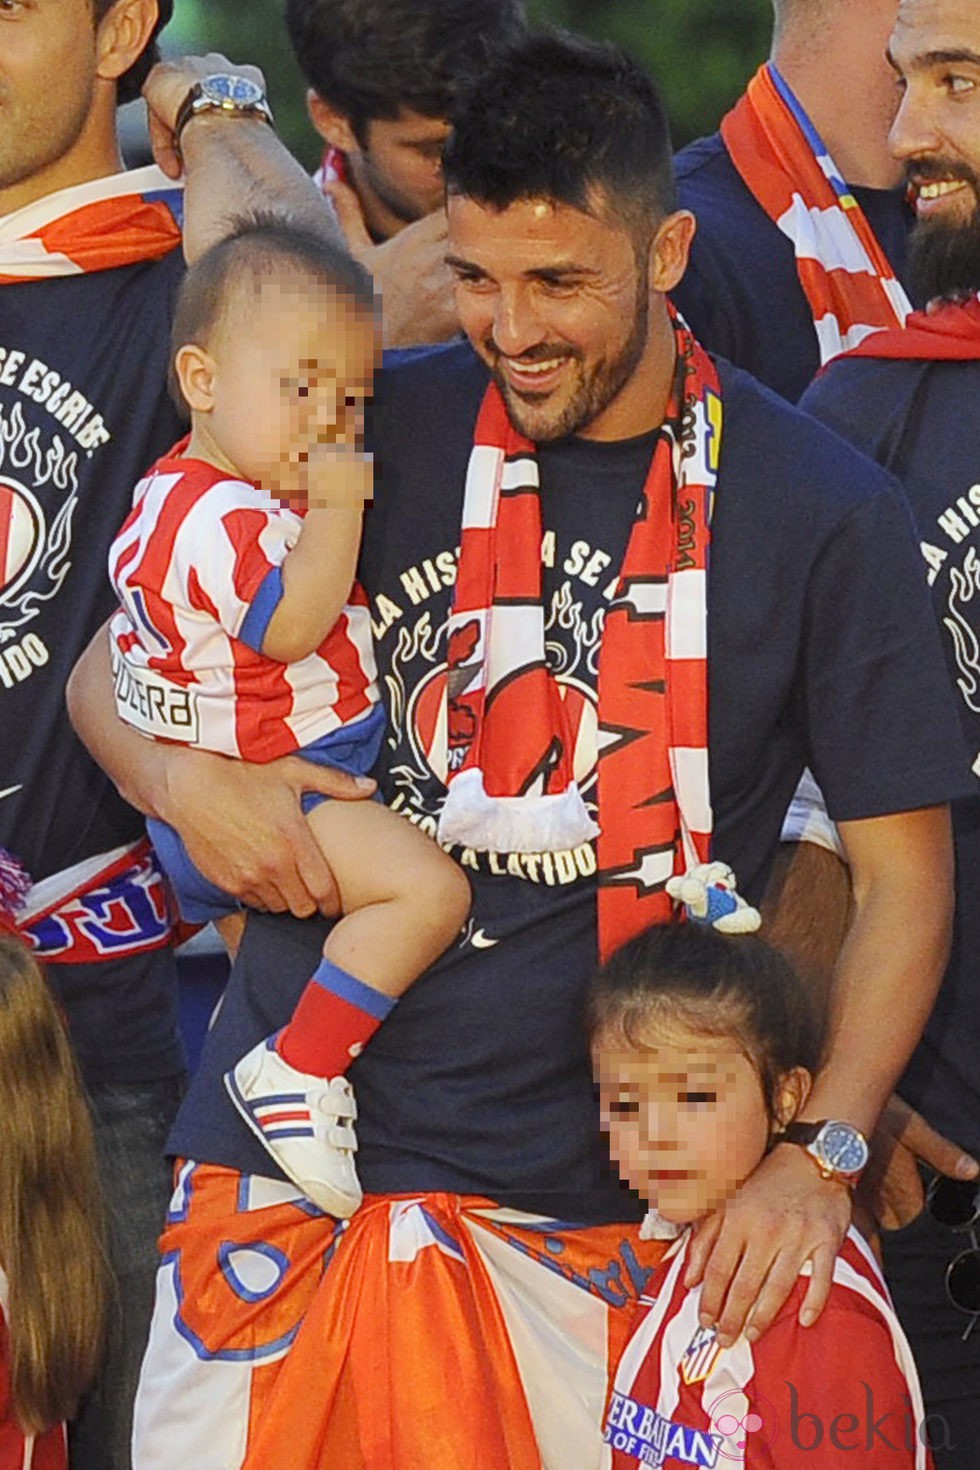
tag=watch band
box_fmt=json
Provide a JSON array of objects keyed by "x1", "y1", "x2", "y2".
[{"x1": 174, "y1": 76, "x2": 275, "y2": 152}]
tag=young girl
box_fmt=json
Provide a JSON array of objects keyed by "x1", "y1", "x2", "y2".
[
  {"x1": 590, "y1": 923, "x2": 932, "y2": 1470},
  {"x1": 0, "y1": 926, "x2": 108, "y2": 1469},
  {"x1": 107, "y1": 215, "x2": 470, "y2": 1220}
]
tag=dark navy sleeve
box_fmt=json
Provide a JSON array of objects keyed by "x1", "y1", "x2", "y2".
[{"x1": 800, "y1": 482, "x2": 969, "y2": 819}]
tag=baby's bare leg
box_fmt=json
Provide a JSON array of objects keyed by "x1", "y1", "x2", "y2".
[
  {"x1": 224, "y1": 801, "x2": 469, "y2": 1218},
  {"x1": 307, "y1": 797, "x2": 471, "y2": 994},
  {"x1": 272, "y1": 799, "x2": 470, "y2": 1078}
]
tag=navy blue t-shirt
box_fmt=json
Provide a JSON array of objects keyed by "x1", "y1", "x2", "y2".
[
  {"x1": 673, "y1": 133, "x2": 913, "y2": 404},
  {"x1": 169, "y1": 343, "x2": 966, "y2": 1220},
  {"x1": 0, "y1": 252, "x2": 186, "y2": 1083},
  {"x1": 802, "y1": 356, "x2": 980, "y2": 1157}
]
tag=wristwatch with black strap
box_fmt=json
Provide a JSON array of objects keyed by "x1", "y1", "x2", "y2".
[
  {"x1": 174, "y1": 73, "x2": 274, "y2": 153},
  {"x1": 776, "y1": 1119, "x2": 870, "y2": 1188}
]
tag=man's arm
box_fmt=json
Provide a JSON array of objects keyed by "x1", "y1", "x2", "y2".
[
  {"x1": 142, "y1": 54, "x2": 340, "y2": 263},
  {"x1": 686, "y1": 803, "x2": 954, "y2": 1346},
  {"x1": 66, "y1": 626, "x2": 372, "y2": 916},
  {"x1": 765, "y1": 836, "x2": 979, "y2": 1235}
]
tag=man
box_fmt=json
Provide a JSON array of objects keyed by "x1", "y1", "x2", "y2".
[
  {"x1": 673, "y1": 0, "x2": 912, "y2": 402},
  {"x1": 798, "y1": 1, "x2": 980, "y2": 1458},
  {"x1": 0, "y1": 3, "x2": 340, "y2": 1465},
  {"x1": 284, "y1": 0, "x2": 525, "y2": 345},
  {"x1": 673, "y1": 0, "x2": 978, "y2": 1238},
  {"x1": 70, "y1": 32, "x2": 965, "y2": 1468}
]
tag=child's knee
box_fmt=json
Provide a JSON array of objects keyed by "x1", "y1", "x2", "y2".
[{"x1": 430, "y1": 854, "x2": 472, "y2": 939}]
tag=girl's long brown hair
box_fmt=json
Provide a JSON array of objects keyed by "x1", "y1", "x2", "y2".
[{"x1": 0, "y1": 936, "x2": 108, "y2": 1434}]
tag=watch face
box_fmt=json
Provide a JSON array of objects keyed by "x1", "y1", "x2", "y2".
[
  {"x1": 819, "y1": 1123, "x2": 869, "y2": 1175},
  {"x1": 202, "y1": 74, "x2": 263, "y2": 107}
]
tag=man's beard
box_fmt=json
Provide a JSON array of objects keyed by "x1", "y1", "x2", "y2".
[
  {"x1": 486, "y1": 269, "x2": 651, "y2": 445},
  {"x1": 907, "y1": 160, "x2": 980, "y2": 304}
]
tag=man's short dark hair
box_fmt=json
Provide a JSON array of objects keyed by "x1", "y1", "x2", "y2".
[
  {"x1": 93, "y1": 0, "x2": 173, "y2": 107},
  {"x1": 284, "y1": 0, "x2": 526, "y2": 142},
  {"x1": 169, "y1": 213, "x2": 376, "y2": 410},
  {"x1": 442, "y1": 30, "x2": 677, "y2": 246}
]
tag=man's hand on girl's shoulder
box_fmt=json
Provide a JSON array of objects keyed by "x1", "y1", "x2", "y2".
[{"x1": 684, "y1": 1143, "x2": 851, "y2": 1348}]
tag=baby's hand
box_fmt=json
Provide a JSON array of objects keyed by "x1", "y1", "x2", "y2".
[{"x1": 304, "y1": 447, "x2": 374, "y2": 513}]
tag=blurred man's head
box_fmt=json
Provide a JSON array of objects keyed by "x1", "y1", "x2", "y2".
[
  {"x1": 284, "y1": 0, "x2": 525, "y2": 239},
  {"x1": 889, "y1": 0, "x2": 980, "y2": 300},
  {"x1": 0, "y1": 0, "x2": 170, "y2": 216}
]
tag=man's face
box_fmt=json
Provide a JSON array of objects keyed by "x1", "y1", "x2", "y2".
[
  {"x1": 0, "y1": 0, "x2": 107, "y2": 214},
  {"x1": 348, "y1": 108, "x2": 450, "y2": 237},
  {"x1": 445, "y1": 194, "x2": 661, "y2": 445},
  {"x1": 889, "y1": 0, "x2": 980, "y2": 298}
]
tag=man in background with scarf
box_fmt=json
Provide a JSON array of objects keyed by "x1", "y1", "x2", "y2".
[
  {"x1": 284, "y1": 0, "x2": 525, "y2": 346},
  {"x1": 798, "y1": 0, "x2": 980, "y2": 1457},
  {"x1": 0, "y1": 2, "x2": 343, "y2": 1464},
  {"x1": 673, "y1": 0, "x2": 910, "y2": 403}
]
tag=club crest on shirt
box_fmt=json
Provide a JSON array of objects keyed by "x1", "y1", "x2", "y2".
[
  {"x1": 680, "y1": 1324, "x2": 722, "y2": 1385},
  {"x1": 0, "y1": 479, "x2": 43, "y2": 600}
]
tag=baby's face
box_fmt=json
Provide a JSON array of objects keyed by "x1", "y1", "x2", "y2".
[
  {"x1": 207, "y1": 276, "x2": 378, "y2": 506},
  {"x1": 593, "y1": 1021, "x2": 772, "y2": 1224}
]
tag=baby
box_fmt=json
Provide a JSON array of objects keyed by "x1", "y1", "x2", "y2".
[{"x1": 108, "y1": 215, "x2": 470, "y2": 1218}]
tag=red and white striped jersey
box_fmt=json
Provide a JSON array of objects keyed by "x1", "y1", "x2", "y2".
[
  {"x1": 606, "y1": 1227, "x2": 932, "y2": 1470},
  {"x1": 0, "y1": 1268, "x2": 67, "y2": 1470},
  {"x1": 108, "y1": 448, "x2": 378, "y2": 762}
]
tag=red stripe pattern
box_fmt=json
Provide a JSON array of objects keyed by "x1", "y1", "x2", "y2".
[
  {"x1": 438, "y1": 315, "x2": 720, "y2": 961},
  {"x1": 0, "y1": 168, "x2": 181, "y2": 283},
  {"x1": 721, "y1": 64, "x2": 910, "y2": 364},
  {"x1": 108, "y1": 447, "x2": 378, "y2": 762}
]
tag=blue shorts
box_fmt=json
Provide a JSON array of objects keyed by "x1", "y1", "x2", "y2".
[{"x1": 149, "y1": 705, "x2": 385, "y2": 924}]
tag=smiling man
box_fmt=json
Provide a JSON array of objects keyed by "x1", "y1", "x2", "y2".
[
  {"x1": 70, "y1": 31, "x2": 969, "y2": 1470},
  {"x1": 795, "y1": 3, "x2": 980, "y2": 1459}
]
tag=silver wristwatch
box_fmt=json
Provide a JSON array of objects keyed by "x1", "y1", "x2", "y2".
[{"x1": 174, "y1": 73, "x2": 274, "y2": 151}]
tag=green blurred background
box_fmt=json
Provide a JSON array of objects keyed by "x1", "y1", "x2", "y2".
[{"x1": 164, "y1": 0, "x2": 774, "y2": 168}]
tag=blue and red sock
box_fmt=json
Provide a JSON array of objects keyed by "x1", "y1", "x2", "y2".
[{"x1": 275, "y1": 958, "x2": 395, "y2": 1077}]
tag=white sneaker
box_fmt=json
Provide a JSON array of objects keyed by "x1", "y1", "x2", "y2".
[{"x1": 224, "y1": 1036, "x2": 363, "y2": 1218}]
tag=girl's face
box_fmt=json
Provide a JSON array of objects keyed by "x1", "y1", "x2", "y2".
[{"x1": 594, "y1": 1018, "x2": 805, "y2": 1224}]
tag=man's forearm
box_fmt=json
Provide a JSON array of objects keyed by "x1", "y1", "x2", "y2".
[
  {"x1": 179, "y1": 114, "x2": 338, "y2": 263},
  {"x1": 802, "y1": 806, "x2": 953, "y2": 1134},
  {"x1": 142, "y1": 56, "x2": 342, "y2": 265},
  {"x1": 66, "y1": 624, "x2": 172, "y2": 820}
]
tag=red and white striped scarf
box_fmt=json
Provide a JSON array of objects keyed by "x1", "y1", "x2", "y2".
[
  {"x1": 0, "y1": 166, "x2": 182, "y2": 283},
  {"x1": 439, "y1": 318, "x2": 721, "y2": 959},
  {"x1": 721, "y1": 63, "x2": 910, "y2": 364}
]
